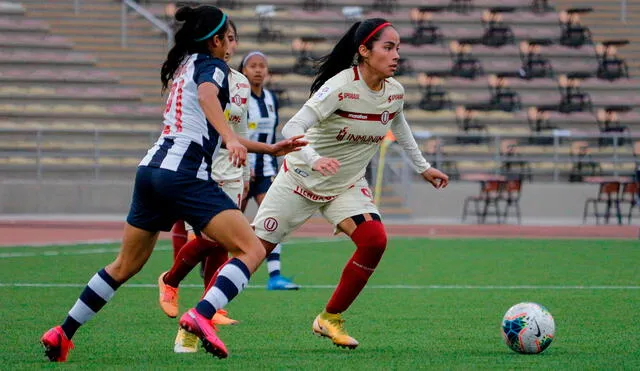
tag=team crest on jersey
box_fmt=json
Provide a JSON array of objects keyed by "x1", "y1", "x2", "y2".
[
  {"x1": 267, "y1": 104, "x2": 274, "y2": 112},
  {"x1": 314, "y1": 86, "x2": 332, "y2": 101},
  {"x1": 232, "y1": 94, "x2": 242, "y2": 106},
  {"x1": 380, "y1": 110, "x2": 390, "y2": 125}
]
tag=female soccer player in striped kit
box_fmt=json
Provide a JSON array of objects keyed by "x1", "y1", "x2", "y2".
[
  {"x1": 240, "y1": 50, "x2": 299, "y2": 290},
  {"x1": 159, "y1": 27, "x2": 301, "y2": 354},
  {"x1": 40, "y1": 6, "x2": 305, "y2": 361},
  {"x1": 250, "y1": 18, "x2": 449, "y2": 349},
  {"x1": 161, "y1": 19, "x2": 250, "y2": 353}
]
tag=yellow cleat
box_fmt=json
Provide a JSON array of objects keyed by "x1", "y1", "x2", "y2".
[
  {"x1": 174, "y1": 327, "x2": 198, "y2": 353},
  {"x1": 212, "y1": 309, "x2": 239, "y2": 326},
  {"x1": 158, "y1": 271, "x2": 179, "y2": 318},
  {"x1": 312, "y1": 311, "x2": 359, "y2": 349}
]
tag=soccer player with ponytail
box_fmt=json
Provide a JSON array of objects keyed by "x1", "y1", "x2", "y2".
[
  {"x1": 251, "y1": 18, "x2": 449, "y2": 349},
  {"x1": 40, "y1": 5, "x2": 304, "y2": 361}
]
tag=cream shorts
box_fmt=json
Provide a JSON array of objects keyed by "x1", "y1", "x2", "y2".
[
  {"x1": 216, "y1": 177, "x2": 244, "y2": 208},
  {"x1": 253, "y1": 171, "x2": 379, "y2": 244}
]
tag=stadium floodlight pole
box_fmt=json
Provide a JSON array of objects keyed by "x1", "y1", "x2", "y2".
[
  {"x1": 74, "y1": 0, "x2": 80, "y2": 15},
  {"x1": 621, "y1": 0, "x2": 627, "y2": 23}
]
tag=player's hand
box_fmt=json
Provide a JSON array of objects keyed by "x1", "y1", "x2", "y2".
[
  {"x1": 422, "y1": 167, "x2": 449, "y2": 189},
  {"x1": 312, "y1": 157, "x2": 340, "y2": 176},
  {"x1": 271, "y1": 135, "x2": 309, "y2": 157},
  {"x1": 226, "y1": 139, "x2": 247, "y2": 167}
]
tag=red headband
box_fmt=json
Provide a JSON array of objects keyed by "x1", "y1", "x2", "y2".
[{"x1": 360, "y1": 22, "x2": 391, "y2": 46}]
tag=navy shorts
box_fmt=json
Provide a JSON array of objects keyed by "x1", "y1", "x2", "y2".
[
  {"x1": 126, "y1": 166, "x2": 238, "y2": 232},
  {"x1": 247, "y1": 175, "x2": 274, "y2": 199}
]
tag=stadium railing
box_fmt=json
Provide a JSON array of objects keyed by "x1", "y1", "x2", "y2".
[{"x1": 120, "y1": 0, "x2": 173, "y2": 48}]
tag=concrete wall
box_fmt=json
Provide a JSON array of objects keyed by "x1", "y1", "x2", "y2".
[
  {"x1": 0, "y1": 180, "x2": 619, "y2": 225},
  {"x1": 408, "y1": 182, "x2": 602, "y2": 224}
]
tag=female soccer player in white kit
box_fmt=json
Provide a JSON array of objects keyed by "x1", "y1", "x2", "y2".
[
  {"x1": 240, "y1": 50, "x2": 300, "y2": 290},
  {"x1": 250, "y1": 18, "x2": 450, "y2": 349}
]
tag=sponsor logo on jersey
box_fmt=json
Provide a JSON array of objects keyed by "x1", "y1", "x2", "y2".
[
  {"x1": 338, "y1": 92, "x2": 360, "y2": 101},
  {"x1": 387, "y1": 94, "x2": 404, "y2": 103},
  {"x1": 293, "y1": 186, "x2": 338, "y2": 202},
  {"x1": 236, "y1": 82, "x2": 250, "y2": 89},
  {"x1": 228, "y1": 114, "x2": 242, "y2": 124},
  {"x1": 335, "y1": 109, "x2": 398, "y2": 124},
  {"x1": 294, "y1": 168, "x2": 310, "y2": 177},
  {"x1": 213, "y1": 67, "x2": 225, "y2": 86},
  {"x1": 232, "y1": 94, "x2": 243, "y2": 106},
  {"x1": 335, "y1": 127, "x2": 385, "y2": 144},
  {"x1": 314, "y1": 86, "x2": 332, "y2": 101}
]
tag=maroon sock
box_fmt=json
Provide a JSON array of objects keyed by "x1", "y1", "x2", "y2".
[
  {"x1": 164, "y1": 237, "x2": 216, "y2": 287},
  {"x1": 326, "y1": 221, "x2": 387, "y2": 314},
  {"x1": 201, "y1": 257, "x2": 232, "y2": 300},
  {"x1": 171, "y1": 221, "x2": 188, "y2": 261},
  {"x1": 203, "y1": 244, "x2": 228, "y2": 287}
]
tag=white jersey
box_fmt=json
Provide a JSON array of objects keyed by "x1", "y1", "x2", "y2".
[
  {"x1": 284, "y1": 66, "x2": 406, "y2": 196},
  {"x1": 140, "y1": 53, "x2": 229, "y2": 181},
  {"x1": 247, "y1": 88, "x2": 279, "y2": 177},
  {"x1": 211, "y1": 68, "x2": 250, "y2": 181}
]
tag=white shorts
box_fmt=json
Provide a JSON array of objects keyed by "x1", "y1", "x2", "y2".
[{"x1": 253, "y1": 171, "x2": 379, "y2": 244}]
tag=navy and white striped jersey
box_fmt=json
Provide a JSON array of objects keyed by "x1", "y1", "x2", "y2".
[
  {"x1": 247, "y1": 88, "x2": 279, "y2": 177},
  {"x1": 140, "y1": 53, "x2": 230, "y2": 181}
]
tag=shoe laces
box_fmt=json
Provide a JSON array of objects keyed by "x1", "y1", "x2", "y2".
[
  {"x1": 325, "y1": 315, "x2": 347, "y2": 332},
  {"x1": 181, "y1": 331, "x2": 198, "y2": 348},
  {"x1": 216, "y1": 309, "x2": 228, "y2": 316},
  {"x1": 162, "y1": 285, "x2": 178, "y2": 302}
]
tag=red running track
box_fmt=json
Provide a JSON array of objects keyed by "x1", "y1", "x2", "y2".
[{"x1": 0, "y1": 220, "x2": 637, "y2": 247}]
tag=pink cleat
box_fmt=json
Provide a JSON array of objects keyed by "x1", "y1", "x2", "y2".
[
  {"x1": 40, "y1": 326, "x2": 74, "y2": 362},
  {"x1": 179, "y1": 308, "x2": 228, "y2": 358}
]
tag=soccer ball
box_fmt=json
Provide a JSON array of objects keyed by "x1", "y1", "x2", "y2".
[{"x1": 501, "y1": 302, "x2": 555, "y2": 354}]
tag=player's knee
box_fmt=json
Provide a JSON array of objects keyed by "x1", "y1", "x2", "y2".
[{"x1": 351, "y1": 220, "x2": 387, "y2": 257}]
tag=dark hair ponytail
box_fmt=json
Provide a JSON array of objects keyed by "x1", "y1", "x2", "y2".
[
  {"x1": 160, "y1": 5, "x2": 229, "y2": 93},
  {"x1": 310, "y1": 18, "x2": 391, "y2": 95}
]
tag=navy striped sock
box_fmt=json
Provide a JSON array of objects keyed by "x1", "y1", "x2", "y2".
[
  {"x1": 197, "y1": 258, "x2": 250, "y2": 319},
  {"x1": 61, "y1": 268, "x2": 121, "y2": 339},
  {"x1": 267, "y1": 244, "x2": 282, "y2": 278}
]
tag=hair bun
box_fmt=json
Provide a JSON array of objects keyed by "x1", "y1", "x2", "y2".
[{"x1": 175, "y1": 6, "x2": 195, "y2": 22}]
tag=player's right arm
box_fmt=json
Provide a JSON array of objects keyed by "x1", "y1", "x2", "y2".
[
  {"x1": 198, "y1": 83, "x2": 246, "y2": 167},
  {"x1": 281, "y1": 82, "x2": 344, "y2": 176}
]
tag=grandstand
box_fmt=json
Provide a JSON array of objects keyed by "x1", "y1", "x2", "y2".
[{"x1": 0, "y1": 0, "x2": 638, "y2": 223}]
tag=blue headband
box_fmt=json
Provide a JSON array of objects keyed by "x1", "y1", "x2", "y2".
[{"x1": 194, "y1": 13, "x2": 227, "y2": 42}]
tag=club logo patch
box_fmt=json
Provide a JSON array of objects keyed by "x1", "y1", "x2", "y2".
[
  {"x1": 264, "y1": 217, "x2": 278, "y2": 232},
  {"x1": 380, "y1": 110, "x2": 390, "y2": 125}
]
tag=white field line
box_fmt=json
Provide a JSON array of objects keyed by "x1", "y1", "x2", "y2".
[{"x1": 0, "y1": 283, "x2": 638, "y2": 290}]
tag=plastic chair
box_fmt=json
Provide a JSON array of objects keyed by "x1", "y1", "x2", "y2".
[{"x1": 582, "y1": 182, "x2": 621, "y2": 224}]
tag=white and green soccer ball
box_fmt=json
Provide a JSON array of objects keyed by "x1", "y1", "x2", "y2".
[{"x1": 501, "y1": 302, "x2": 555, "y2": 354}]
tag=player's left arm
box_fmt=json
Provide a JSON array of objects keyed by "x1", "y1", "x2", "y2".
[{"x1": 390, "y1": 111, "x2": 449, "y2": 189}]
